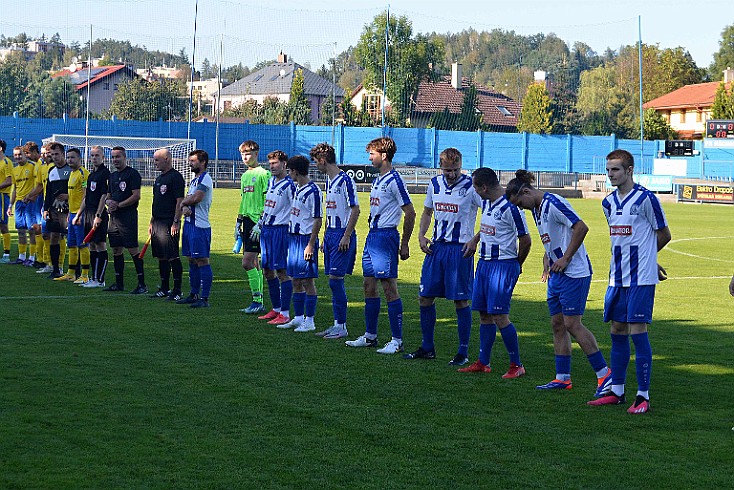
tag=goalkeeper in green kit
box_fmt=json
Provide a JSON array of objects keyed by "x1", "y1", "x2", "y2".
[{"x1": 237, "y1": 140, "x2": 271, "y2": 314}]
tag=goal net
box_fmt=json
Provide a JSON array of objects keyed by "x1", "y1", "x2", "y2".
[{"x1": 42, "y1": 135, "x2": 196, "y2": 183}]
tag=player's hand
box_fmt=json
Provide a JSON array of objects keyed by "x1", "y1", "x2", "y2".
[
  {"x1": 181, "y1": 205, "x2": 191, "y2": 217},
  {"x1": 541, "y1": 268, "x2": 550, "y2": 283},
  {"x1": 72, "y1": 215, "x2": 80, "y2": 226},
  {"x1": 171, "y1": 222, "x2": 180, "y2": 236},
  {"x1": 93, "y1": 216, "x2": 101, "y2": 229},
  {"x1": 399, "y1": 243, "x2": 410, "y2": 261},
  {"x1": 106, "y1": 199, "x2": 118, "y2": 213},
  {"x1": 338, "y1": 235, "x2": 350, "y2": 252},
  {"x1": 43, "y1": 210, "x2": 48, "y2": 220},
  {"x1": 148, "y1": 224, "x2": 153, "y2": 236},
  {"x1": 249, "y1": 223, "x2": 261, "y2": 241},
  {"x1": 419, "y1": 236, "x2": 433, "y2": 255},
  {"x1": 319, "y1": 240, "x2": 325, "y2": 253},
  {"x1": 462, "y1": 236, "x2": 479, "y2": 258},
  {"x1": 236, "y1": 216, "x2": 244, "y2": 235},
  {"x1": 658, "y1": 264, "x2": 668, "y2": 281},
  {"x1": 550, "y1": 256, "x2": 569, "y2": 273},
  {"x1": 7, "y1": 206, "x2": 13, "y2": 217},
  {"x1": 304, "y1": 243, "x2": 315, "y2": 261}
]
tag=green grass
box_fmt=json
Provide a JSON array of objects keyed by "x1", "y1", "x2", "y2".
[{"x1": 1, "y1": 189, "x2": 733, "y2": 488}]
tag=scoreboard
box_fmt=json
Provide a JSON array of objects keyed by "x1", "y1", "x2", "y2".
[{"x1": 706, "y1": 120, "x2": 734, "y2": 138}]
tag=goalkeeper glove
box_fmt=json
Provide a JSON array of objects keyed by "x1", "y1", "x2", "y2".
[{"x1": 249, "y1": 222, "x2": 261, "y2": 241}]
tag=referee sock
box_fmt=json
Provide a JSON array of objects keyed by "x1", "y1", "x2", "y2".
[
  {"x1": 329, "y1": 278, "x2": 348, "y2": 325},
  {"x1": 419, "y1": 304, "x2": 436, "y2": 351},
  {"x1": 98, "y1": 250, "x2": 109, "y2": 283},
  {"x1": 478, "y1": 323, "x2": 497, "y2": 367},
  {"x1": 132, "y1": 254, "x2": 145, "y2": 287},
  {"x1": 631, "y1": 332, "x2": 652, "y2": 392},
  {"x1": 113, "y1": 254, "x2": 125, "y2": 288},
  {"x1": 500, "y1": 323, "x2": 521, "y2": 366},
  {"x1": 170, "y1": 257, "x2": 183, "y2": 293},
  {"x1": 159, "y1": 260, "x2": 172, "y2": 292},
  {"x1": 293, "y1": 291, "x2": 306, "y2": 318},
  {"x1": 189, "y1": 262, "x2": 201, "y2": 295},
  {"x1": 387, "y1": 298, "x2": 403, "y2": 340},
  {"x1": 555, "y1": 355, "x2": 572, "y2": 381},
  {"x1": 456, "y1": 306, "x2": 472, "y2": 357},
  {"x1": 89, "y1": 250, "x2": 98, "y2": 280},
  {"x1": 246, "y1": 268, "x2": 263, "y2": 303},
  {"x1": 50, "y1": 243, "x2": 61, "y2": 273},
  {"x1": 199, "y1": 264, "x2": 213, "y2": 300},
  {"x1": 280, "y1": 279, "x2": 292, "y2": 318},
  {"x1": 267, "y1": 277, "x2": 281, "y2": 311},
  {"x1": 365, "y1": 297, "x2": 381, "y2": 337}
]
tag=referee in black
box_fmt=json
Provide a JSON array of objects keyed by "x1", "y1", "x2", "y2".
[
  {"x1": 103, "y1": 146, "x2": 147, "y2": 294},
  {"x1": 77, "y1": 145, "x2": 110, "y2": 288},
  {"x1": 149, "y1": 148, "x2": 185, "y2": 300}
]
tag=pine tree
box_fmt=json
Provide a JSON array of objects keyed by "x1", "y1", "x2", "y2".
[
  {"x1": 710, "y1": 82, "x2": 730, "y2": 119},
  {"x1": 518, "y1": 83, "x2": 553, "y2": 134},
  {"x1": 455, "y1": 84, "x2": 482, "y2": 132},
  {"x1": 288, "y1": 68, "x2": 312, "y2": 125}
]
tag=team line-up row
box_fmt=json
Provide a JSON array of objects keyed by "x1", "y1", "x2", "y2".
[{"x1": 0, "y1": 137, "x2": 669, "y2": 414}]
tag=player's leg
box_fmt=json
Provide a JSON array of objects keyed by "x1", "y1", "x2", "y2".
[
  {"x1": 589, "y1": 286, "x2": 630, "y2": 406},
  {"x1": 376, "y1": 277, "x2": 404, "y2": 354},
  {"x1": 294, "y1": 278, "x2": 317, "y2": 332},
  {"x1": 242, "y1": 217, "x2": 264, "y2": 312},
  {"x1": 345, "y1": 234, "x2": 380, "y2": 348},
  {"x1": 0, "y1": 194, "x2": 10, "y2": 262},
  {"x1": 446, "y1": 244, "x2": 474, "y2": 365},
  {"x1": 626, "y1": 285, "x2": 656, "y2": 413}
]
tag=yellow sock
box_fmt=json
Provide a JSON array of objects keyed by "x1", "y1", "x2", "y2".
[
  {"x1": 19, "y1": 243, "x2": 27, "y2": 255},
  {"x1": 29, "y1": 243, "x2": 36, "y2": 257},
  {"x1": 2, "y1": 232, "x2": 9, "y2": 253},
  {"x1": 35, "y1": 235, "x2": 45, "y2": 262},
  {"x1": 68, "y1": 247, "x2": 78, "y2": 276},
  {"x1": 80, "y1": 247, "x2": 90, "y2": 273},
  {"x1": 43, "y1": 237, "x2": 51, "y2": 263}
]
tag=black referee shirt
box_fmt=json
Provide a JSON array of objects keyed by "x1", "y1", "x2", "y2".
[
  {"x1": 108, "y1": 165, "x2": 142, "y2": 209},
  {"x1": 152, "y1": 168, "x2": 185, "y2": 220},
  {"x1": 85, "y1": 165, "x2": 111, "y2": 211}
]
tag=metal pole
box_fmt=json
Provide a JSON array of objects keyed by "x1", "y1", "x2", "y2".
[
  {"x1": 331, "y1": 41, "x2": 337, "y2": 145},
  {"x1": 215, "y1": 33, "x2": 222, "y2": 188},
  {"x1": 638, "y1": 15, "x2": 644, "y2": 166},
  {"x1": 85, "y1": 24, "x2": 92, "y2": 167},
  {"x1": 187, "y1": 0, "x2": 199, "y2": 139},
  {"x1": 381, "y1": 5, "x2": 389, "y2": 130}
]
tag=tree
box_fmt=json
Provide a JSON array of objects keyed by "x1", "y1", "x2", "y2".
[
  {"x1": 201, "y1": 58, "x2": 214, "y2": 79},
  {"x1": 107, "y1": 78, "x2": 186, "y2": 121},
  {"x1": 710, "y1": 82, "x2": 732, "y2": 119},
  {"x1": 0, "y1": 52, "x2": 29, "y2": 115},
  {"x1": 709, "y1": 24, "x2": 734, "y2": 80},
  {"x1": 19, "y1": 75, "x2": 83, "y2": 119},
  {"x1": 455, "y1": 83, "x2": 483, "y2": 131},
  {"x1": 428, "y1": 107, "x2": 456, "y2": 130},
  {"x1": 262, "y1": 97, "x2": 289, "y2": 125},
  {"x1": 518, "y1": 83, "x2": 552, "y2": 134},
  {"x1": 642, "y1": 108, "x2": 677, "y2": 140},
  {"x1": 288, "y1": 68, "x2": 311, "y2": 125},
  {"x1": 319, "y1": 93, "x2": 337, "y2": 126}
]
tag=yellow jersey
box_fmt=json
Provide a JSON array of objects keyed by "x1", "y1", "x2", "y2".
[
  {"x1": 34, "y1": 160, "x2": 51, "y2": 194},
  {"x1": 68, "y1": 166, "x2": 89, "y2": 213},
  {"x1": 0, "y1": 156, "x2": 12, "y2": 195},
  {"x1": 11, "y1": 162, "x2": 36, "y2": 200}
]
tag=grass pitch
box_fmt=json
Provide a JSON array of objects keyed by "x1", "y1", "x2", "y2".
[{"x1": 1, "y1": 189, "x2": 733, "y2": 488}]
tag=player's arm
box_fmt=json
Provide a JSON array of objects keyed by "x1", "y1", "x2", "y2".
[
  {"x1": 0, "y1": 175, "x2": 11, "y2": 192},
  {"x1": 549, "y1": 219, "x2": 588, "y2": 273},
  {"x1": 180, "y1": 189, "x2": 205, "y2": 216},
  {"x1": 117, "y1": 188, "x2": 141, "y2": 210},
  {"x1": 339, "y1": 204, "x2": 361, "y2": 252},
  {"x1": 305, "y1": 217, "x2": 322, "y2": 261},
  {"x1": 418, "y1": 206, "x2": 433, "y2": 254},
  {"x1": 463, "y1": 231, "x2": 480, "y2": 258},
  {"x1": 71, "y1": 187, "x2": 87, "y2": 226},
  {"x1": 171, "y1": 197, "x2": 184, "y2": 235},
  {"x1": 399, "y1": 202, "x2": 416, "y2": 261},
  {"x1": 541, "y1": 254, "x2": 550, "y2": 282},
  {"x1": 517, "y1": 233, "x2": 532, "y2": 270},
  {"x1": 7, "y1": 187, "x2": 16, "y2": 216},
  {"x1": 655, "y1": 225, "x2": 671, "y2": 280}
]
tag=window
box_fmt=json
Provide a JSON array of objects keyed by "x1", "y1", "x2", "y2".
[
  {"x1": 680, "y1": 110, "x2": 686, "y2": 124},
  {"x1": 497, "y1": 105, "x2": 512, "y2": 116},
  {"x1": 365, "y1": 94, "x2": 381, "y2": 118},
  {"x1": 696, "y1": 110, "x2": 703, "y2": 123},
  {"x1": 103, "y1": 82, "x2": 110, "y2": 90}
]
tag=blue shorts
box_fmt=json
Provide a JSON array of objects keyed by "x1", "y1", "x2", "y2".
[
  {"x1": 547, "y1": 273, "x2": 591, "y2": 316},
  {"x1": 0, "y1": 194, "x2": 9, "y2": 225},
  {"x1": 287, "y1": 234, "x2": 319, "y2": 279},
  {"x1": 14, "y1": 201, "x2": 35, "y2": 230},
  {"x1": 66, "y1": 213, "x2": 88, "y2": 248},
  {"x1": 182, "y1": 222, "x2": 211, "y2": 259},
  {"x1": 323, "y1": 228, "x2": 356, "y2": 277},
  {"x1": 420, "y1": 242, "x2": 474, "y2": 300},
  {"x1": 362, "y1": 228, "x2": 399, "y2": 279},
  {"x1": 32, "y1": 196, "x2": 44, "y2": 225},
  {"x1": 260, "y1": 224, "x2": 288, "y2": 271},
  {"x1": 603, "y1": 285, "x2": 656, "y2": 324},
  {"x1": 472, "y1": 259, "x2": 520, "y2": 314}
]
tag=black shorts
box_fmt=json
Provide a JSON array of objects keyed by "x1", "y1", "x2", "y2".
[
  {"x1": 151, "y1": 217, "x2": 180, "y2": 260},
  {"x1": 83, "y1": 209, "x2": 108, "y2": 244},
  {"x1": 47, "y1": 209, "x2": 69, "y2": 234},
  {"x1": 108, "y1": 209, "x2": 139, "y2": 249},
  {"x1": 240, "y1": 216, "x2": 261, "y2": 253}
]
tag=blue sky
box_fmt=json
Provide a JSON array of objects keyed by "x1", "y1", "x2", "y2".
[{"x1": 3, "y1": 0, "x2": 729, "y2": 71}]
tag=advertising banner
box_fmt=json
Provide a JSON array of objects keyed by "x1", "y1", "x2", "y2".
[{"x1": 677, "y1": 184, "x2": 734, "y2": 204}]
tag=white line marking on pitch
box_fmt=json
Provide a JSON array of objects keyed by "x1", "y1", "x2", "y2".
[{"x1": 665, "y1": 236, "x2": 734, "y2": 263}]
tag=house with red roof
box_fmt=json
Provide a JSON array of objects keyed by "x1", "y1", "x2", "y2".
[
  {"x1": 643, "y1": 68, "x2": 734, "y2": 139},
  {"x1": 52, "y1": 64, "x2": 140, "y2": 114}
]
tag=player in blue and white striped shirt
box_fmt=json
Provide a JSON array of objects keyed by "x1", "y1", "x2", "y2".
[
  {"x1": 403, "y1": 148, "x2": 482, "y2": 365},
  {"x1": 589, "y1": 149, "x2": 670, "y2": 414},
  {"x1": 311, "y1": 143, "x2": 360, "y2": 340},
  {"x1": 458, "y1": 167, "x2": 530, "y2": 378},
  {"x1": 506, "y1": 169, "x2": 612, "y2": 397},
  {"x1": 345, "y1": 137, "x2": 416, "y2": 354}
]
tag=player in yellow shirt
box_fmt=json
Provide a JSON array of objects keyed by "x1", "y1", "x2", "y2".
[
  {"x1": 7, "y1": 146, "x2": 37, "y2": 265},
  {"x1": 24, "y1": 141, "x2": 50, "y2": 268},
  {"x1": 0, "y1": 140, "x2": 13, "y2": 263},
  {"x1": 58, "y1": 148, "x2": 91, "y2": 282}
]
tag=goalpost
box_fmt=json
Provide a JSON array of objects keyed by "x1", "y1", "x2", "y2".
[{"x1": 42, "y1": 135, "x2": 197, "y2": 183}]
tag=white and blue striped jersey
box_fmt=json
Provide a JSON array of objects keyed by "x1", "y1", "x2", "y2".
[
  {"x1": 602, "y1": 183, "x2": 668, "y2": 287},
  {"x1": 368, "y1": 169, "x2": 412, "y2": 229},
  {"x1": 261, "y1": 176, "x2": 296, "y2": 226},
  {"x1": 289, "y1": 181, "x2": 323, "y2": 235},
  {"x1": 531, "y1": 192, "x2": 592, "y2": 278},
  {"x1": 186, "y1": 171, "x2": 213, "y2": 229},
  {"x1": 478, "y1": 195, "x2": 529, "y2": 261},
  {"x1": 424, "y1": 173, "x2": 482, "y2": 244},
  {"x1": 325, "y1": 171, "x2": 359, "y2": 230}
]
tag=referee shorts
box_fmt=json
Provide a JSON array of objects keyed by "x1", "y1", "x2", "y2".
[
  {"x1": 108, "y1": 209, "x2": 139, "y2": 249},
  {"x1": 151, "y1": 217, "x2": 180, "y2": 260},
  {"x1": 83, "y1": 209, "x2": 108, "y2": 244}
]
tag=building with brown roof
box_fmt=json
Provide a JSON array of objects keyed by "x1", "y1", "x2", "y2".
[{"x1": 52, "y1": 64, "x2": 140, "y2": 114}]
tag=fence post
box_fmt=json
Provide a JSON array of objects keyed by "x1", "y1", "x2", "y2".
[
  {"x1": 13, "y1": 112, "x2": 19, "y2": 147},
  {"x1": 566, "y1": 134, "x2": 573, "y2": 172},
  {"x1": 521, "y1": 132, "x2": 529, "y2": 170},
  {"x1": 477, "y1": 129, "x2": 484, "y2": 169},
  {"x1": 610, "y1": 133, "x2": 617, "y2": 152},
  {"x1": 336, "y1": 123, "x2": 344, "y2": 164},
  {"x1": 290, "y1": 121, "x2": 296, "y2": 157},
  {"x1": 431, "y1": 127, "x2": 438, "y2": 168}
]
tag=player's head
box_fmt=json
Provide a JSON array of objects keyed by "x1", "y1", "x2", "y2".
[
  {"x1": 13, "y1": 146, "x2": 27, "y2": 164},
  {"x1": 505, "y1": 169, "x2": 537, "y2": 209},
  {"x1": 239, "y1": 140, "x2": 259, "y2": 167},
  {"x1": 286, "y1": 155, "x2": 310, "y2": 177},
  {"x1": 471, "y1": 167, "x2": 499, "y2": 200},
  {"x1": 267, "y1": 150, "x2": 288, "y2": 178},
  {"x1": 189, "y1": 149, "x2": 209, "y2": 174},
  {"x1": 90, "y1": 146, "x2": 104, "y2": 167},
  {"x1": 23, "y1": 141, "x2": 40, "y2": 160},
  {"x1": 439, "y1": 148, "x2": 462, "y2": 185},
  {"x1": 66, "y1": 148, "x2": 82, "y2": 169},
  {"x1": 40, "y1": 143, "x2": 50, "y2": 163},
  {"x1": 366, "y1": 136, "x2": 396, "y2": 169},
  {"x1": 47, "y1": 142, "x2": 65, "y2": 166},
  {"x1": 606, "y1": 149, "x2": 634, "y2": 188},
  {"x1": 309, "y1": 143, "x2": 336, "y2": 172},
  {"x1": 0, "y1": 139, "x2": 6, "y2": 154},
  {"x1": 153, "y1": 148, "x2": 172, "y2": 172},
  {"x1": 111, "y1": 146, "x2": 127, "y2": 170}
]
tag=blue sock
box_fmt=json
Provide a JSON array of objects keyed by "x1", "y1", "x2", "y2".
[
  {"x1": 365, "y1": 297, "x2": 381, "y2": 336},
  {"x1": 280, "y1": 280, "x2": 293, "y2": 316},
  {"x1": 456, "y1": 306, "x2": 472, "y2": 357},
  {"x1": 329, "y1": 278, "x2": 347, "y2": 324},
  {"x1": 305, "y1": 294, "x2": 317, "y2": 318},
  {"x1": 555, "y1": 355, "x2": 572, "y2": 379},
  {"x1": 631, "y1": 332, "x2": 652, "y2": 392},
  {"x1": 500, "y1": 323, "x2": 521, "y2": 365},
  {"x1": 387, "y1": 299, "x2": 403, "y2": 340},
  {"x1": 293, "y1": 291, "x2": 306, "y2": 317},
  {"x1": 420, "y1": 304, "x2": 436, "y2": 350},
  {"x1": 189, "y1": 262, "x2": 200, "y2": 295},
  {"x1": 199, "y1": 264, "x2": 212, "y2": 299},
  {"x1": 267, "y1": 277, "x2": 281, "y2": 310},
  {"x1": 586, "y1": 350, "x2": 608, "y2": 373},
  {"x1": 478, "y1": 323, "x2": 497, "y2": 366},
  {"x1": 611, "y1": 334, "x2": 631, "y2": 386}
]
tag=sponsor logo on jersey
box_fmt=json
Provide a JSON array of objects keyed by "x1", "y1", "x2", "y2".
[
  {"x1": 291, "y1": 207, "x2": 301, "y2": 217},
  {"x1": 610, "y1": 225, "x2": 632, "y2": 236},
  {"x1": 480, "y1": 224, "x2": 496, "y2": 235},
  {"x1": 540, "y1": 233, "x2": 551, "y2": 244},
  {"x1": 243, "y1": 185, "x2": 254, "y2": 193},
  {"x1": 326, "y1": 200, "x2": 337, "y2": 209},
  {"x1": 370, "y1": 197, "x2": 380, "y2": 206},
  {"x1": 264, "y1": 199, "x2": 276, "y2": 208},
  {"x1": 435, "y1": 202, "x2": 458, "y2": 213},
  {"x1": 160, "y1": 184, "x2": 167, "y2": 195}
]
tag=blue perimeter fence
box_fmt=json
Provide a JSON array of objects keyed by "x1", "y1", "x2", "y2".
[{"x1": 1, "y1": 115, "x2": 733, "y2": 180}]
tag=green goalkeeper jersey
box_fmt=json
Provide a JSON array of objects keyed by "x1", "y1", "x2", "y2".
[{"x1": 239, "y1": 165, "x2": 271, "y2": 221}]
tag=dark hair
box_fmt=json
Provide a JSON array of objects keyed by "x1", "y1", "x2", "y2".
[
  {"x1": 47, "y1": 142, "x2": 65, "y2": 153},
  {"x1": 366, "y1": 136, "x2": 397, "y2": 161},
  {"x1": 0, "y1": 139, "x2": 5, "y2": 153},
  {"x1": 440, "y1": 148, "x2": 462, "y2": 166},
  {"x1": 505, "y1": 169, "x2": 536, "y2": 198},
  {"x1": 23, "y1": 141, "x2": 39, "y2": 153},
  {"x1": 189, "y1": 149, "x2": 209, "y2": 167},
  {"x1": 606, "y1": 149, "x2": 634, "y2": 169},
  {"x1": 286, "y1": 155, "x2": 310, "y2": 176},
  {"x1": 66, "y1": 148, "x2": 82, "y2": 157},
  {"x1": 309, "y1": 142, "x2": 336, "y2": 164},
  {"x1": 267, "y1": 150, "x2": 288, "y2": 162},
  {"x1": 111, "y1": 146, "x2": 126, "y2": 157},
  {"x1": 472, "y1": 167, "x2": 499, "y2": 188}
]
